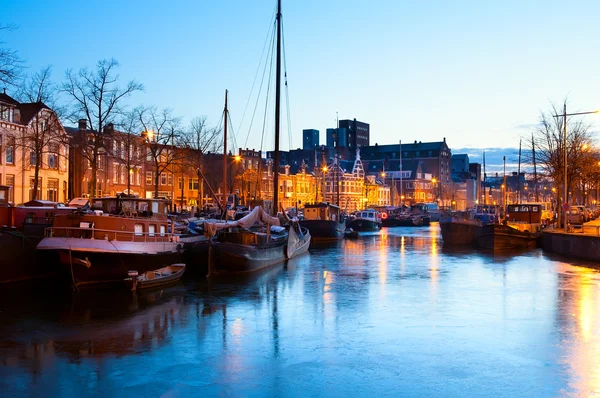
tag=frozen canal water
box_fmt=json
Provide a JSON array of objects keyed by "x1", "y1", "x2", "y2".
[{"x1": 1, "y1": 225, "x2": 600, "y2": 397}]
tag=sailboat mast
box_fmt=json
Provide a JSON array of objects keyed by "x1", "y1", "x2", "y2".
[
  {"x1": 517, "y1": 139, "x2": 522, "y2": 202},
  {"x1": 483, "y1": 151, "x2": 486, "y2": 205},
  {"x1": 399, "y1": 140, "x2": 403, "y2": 206},
  {"x1": 222, "y1": 89, "x2": 228, "y2": 218},
  {"x1": 273, "y1": 0, "x2": 282, "y2": 216},
  {"x1": 532, "y1": 133, "x2": 538, "y2": 202}
]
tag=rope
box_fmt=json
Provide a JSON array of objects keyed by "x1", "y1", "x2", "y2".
[
  {"x1": 281, "y1": 19, "x2": 293, "y2": 152},
  {"x1": 239, "y1": 8, "x2": 277, "y2": 149},
  {"x1": 69, "y1": 248, "x2": 79, "y2": 292}
]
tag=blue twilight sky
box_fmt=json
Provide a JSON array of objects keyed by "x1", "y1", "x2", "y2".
[{"x1": 3, "y1": 0, "x2": 600, "y2": 154}]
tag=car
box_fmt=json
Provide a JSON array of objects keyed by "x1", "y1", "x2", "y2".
[{"x1": 566, "y1": 206, "x2": 585, "y2": 225}]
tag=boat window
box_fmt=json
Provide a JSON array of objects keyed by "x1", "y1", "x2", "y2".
[
  {"x1": 532, "y1": 206, "x2": 539, "y2": 212},
  {"x1": 368, "y1": 212, "x2": 374, "y2": 218},
  {"x1": 160, "y1": 225, "x2": 166, "y2": 236},
  {"x1": 134, "y1": 224, "x2": 143, "y2": 236},
  {"x1": 149, "y1": 224, "x2": 156, "y2": 237}
]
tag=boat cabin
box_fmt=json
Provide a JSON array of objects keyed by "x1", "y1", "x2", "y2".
[
  {"x1": 45, "y1": 196, "x2": 174, "y2": 243},
  {"x1": 90, "y1": 195, "x2": 169, "y2": 217},
  {"x1": 303, "y1": 202, "x2": 341, "y2": 222},
  {"x1": 356, "y1": 209, "x2": 382, "y2": 222},
  {"x1": 505, "y1": 204, "x2": 542, "y2": 224}
]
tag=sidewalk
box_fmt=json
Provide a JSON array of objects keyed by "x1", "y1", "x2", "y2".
[{"x1": 547, "y1": 218, "x2": 600, "y2": 236}]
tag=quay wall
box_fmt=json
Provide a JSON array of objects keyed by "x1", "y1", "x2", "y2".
[{"x1": 542, "y1": 231, "x2": 600, "y2": 262}]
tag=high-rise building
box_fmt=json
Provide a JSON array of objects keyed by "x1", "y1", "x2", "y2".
[
  {"x1": 338, "y1": 119, "x2": 369, "y2": 150},
  {"x1": 302, "y1": 129, "x2": 319, "y2": 150},
  {"x1": 326, "y1": 128, "x2": 348, "y2": 148}
]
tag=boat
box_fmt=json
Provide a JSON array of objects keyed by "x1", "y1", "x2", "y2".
[
  {"x1": 347, "y1": 209, "x2": 382, "y2": 232},
  {"x1": 131, "y1": 263, "x2": 186, "y2": 290},
  {"x1": 286, "y1": 221, "x2": 311, "y2": 258},
  {"x1": 37, "y1": 195, "x2": 185, "y2": 287},
  {"x1": 203, "y1": 0, "x2": 310, "y2": 274},
  {"x1": 204, "y1": 206, "x2": 289, "y2": 273},
  {"x1": 439, "y1": 205, "x2": 499, "y2": 246},
  {"x1": 301, "y1": 202, "x2": 345, "y2": 240},
  {"x1": 439, "y1": 212, "x2": 483, "y2": 246},
  {"x1": 475, "y1": 203, "x2": 543, "y2": 251},
  {"x1": 0, "y1": 185, "x2": 77, "y2": 283}
]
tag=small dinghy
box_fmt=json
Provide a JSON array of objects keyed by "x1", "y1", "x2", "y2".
[{"x1": 129, "y1": 264, "x2": 186, "y2": 290}]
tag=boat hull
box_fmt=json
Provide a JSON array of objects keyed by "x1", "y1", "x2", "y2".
[
  {"x1": 179, "y1": 235, "x2": 210, "y2": 276},
  {"x1": 0, "y1": 231, "x2": 61, "y2": 284},
  {"x1": 347, "y1": 219, "x2": 381, "y2": 232},
  {"x1": 476, "y1": 224, "x2": 539, "y2": 251},
  {"x1": 439, "y1": 218, "x2": 482, "y2": 246},
  {"x1": 300, "y1": 219, "x2": 345, "y2": 239},
  {"x1": 37, "y1": 237, "x2": 183, "y2": 286},
  {"x1": 209, "y1": 241, "x2": 287, "y2": 273}
]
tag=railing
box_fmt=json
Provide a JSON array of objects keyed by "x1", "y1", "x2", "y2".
[
  {"x1": 560, "y1": 224, "x2": 600, "y2": 236},
  {"x1": 44, "y1": 226, "x2": 177, "y2": 243}
]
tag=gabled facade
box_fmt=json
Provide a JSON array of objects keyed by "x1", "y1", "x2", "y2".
[{"x1": 0, "y1": 92, "x2": 69, "y2": 204}]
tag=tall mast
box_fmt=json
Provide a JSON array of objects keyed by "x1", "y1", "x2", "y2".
[
  {"x1": 336, "y1": 112, "x2": 340, "y2": 206},
  {"x1": 503, "y1": 156, "x2": 507, "y2": 207},
  {"x1": 517, "y1": 139, "x2": 522, "y2": 202},
  {"x1": 399, "y1": 140, "x2": 403, "y2": 207},
  {"x1": 273, "y1": 0, "x2": 282, "y2": 216},
  {"x1": 532, "y1": 133, "x2": 538, "y2": 202},
  {"x1": 483, "y1": 151, "x2": 486, "y2": 205},
  {"x1": 222, "y1": 89, "x2": 228, "y2": 219}
]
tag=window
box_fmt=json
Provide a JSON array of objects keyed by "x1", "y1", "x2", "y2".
[
  {"x1": 160, "y1": 173, "x2": 167, "y2": 186},
  {"x1": 134, "y1": 224, "x2": 143, "y2": 236},
  {"x1": 149, "y1": 224, "x2": 156, "y2": 237},
  {"x1": 6, "y1": 136, "x2": 14, "y2": 164},
  {"x1": 29, "y1": 177, "x2": 42, "y2": 201},
  {"x1": 97, "y1": 155, "x2": 103, "y2": 170},
  {"x1": 48, "y1": 144, "x2": 59, "y2": 169},
  {"x1": 0, "y1": 134, "x2": 3, "y2": 165},
  {"x1": 63, "y1": 181, "x2": 67, "y2": 202},
  {"x1": 47, "y1": 178, "x2": 59, "y2": 202},
  {"x1": 0, "y1": 106, "x2": 14, "y2": 122},
  {"x1": 146, "y1": 171, "x2": 153, "y2": 185},
  {"x1": 113, "y1": 164, "x2": 119, "y2": 183},
  {"x1": 136, "y1": 168, "x2": 141, "y2": 186},
  {"x1": 160, "y1": 225, "x2": 166, "y2": 236},
  {"x1": 178, "y1": 177, "x2": 184, "y2": 190},
  {"x1": 120, "y1": 166, "x2": 125, "y2": 184},
  {"x1": 6, "y1": 175, "x2": 14, "y2": 203},
  {"x1": 188, "y1": 178, "x2": 199, "y2": 190},
  {"x1": 30, "y1": 151, "x2": 37, "y2": 166},
  {"x1": 146, "y1": 147, "x2": 152, "y2": 161},
  {"x1": 168, "y1": 174, "x2": 172, "y2": 187}
]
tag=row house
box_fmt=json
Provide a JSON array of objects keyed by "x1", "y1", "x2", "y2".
[
  {"x1": 0, "y1": 92, "x2": 69, "y2": 204},
  {"x1": 68, "y1": 121, "x2": 205, "y2": 210}
]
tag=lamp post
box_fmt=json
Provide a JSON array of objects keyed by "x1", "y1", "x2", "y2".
[{"x1": 552, "y1": 106, "x2": 599, "y2": 232}]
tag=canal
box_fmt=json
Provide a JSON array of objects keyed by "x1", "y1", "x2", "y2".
[{"x1": 1, "y1": 225, "x2": 599, "y2": 397}]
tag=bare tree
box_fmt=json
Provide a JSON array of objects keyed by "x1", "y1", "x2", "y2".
[
  {"x1": 62, "y1": 58, "x2": 142, "y2": 197},
  {"x1": 177, "y1": 116, "x2": 223, "y2": 206},
  {"x1": 0, "y1": 24, "x2": 23, "y2": 87},
  {"x1": 112, "y1": 108, "x2": 146, "y2": 195},
  {"x1": 15, "y1": 67, "x2": 67, "y2": 200},
  {"x1": 525, "y1": 100, "x2": 595, "y2": 208},
  {"x1": 139, "y1": 107, "x2": 182, "y2": 199}
]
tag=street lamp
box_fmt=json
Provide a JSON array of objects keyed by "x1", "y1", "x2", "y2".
[{"x1": 552, "y1": 107, "x2": 599, "y2": 232}]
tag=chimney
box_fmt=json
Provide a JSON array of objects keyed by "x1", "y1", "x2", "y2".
[
  {"x1": 103, "y1": 123, "x2": 114, "y2": 134},
  {"x1": 78, "y1": 119, "x2": 87, "y2": 130}
]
